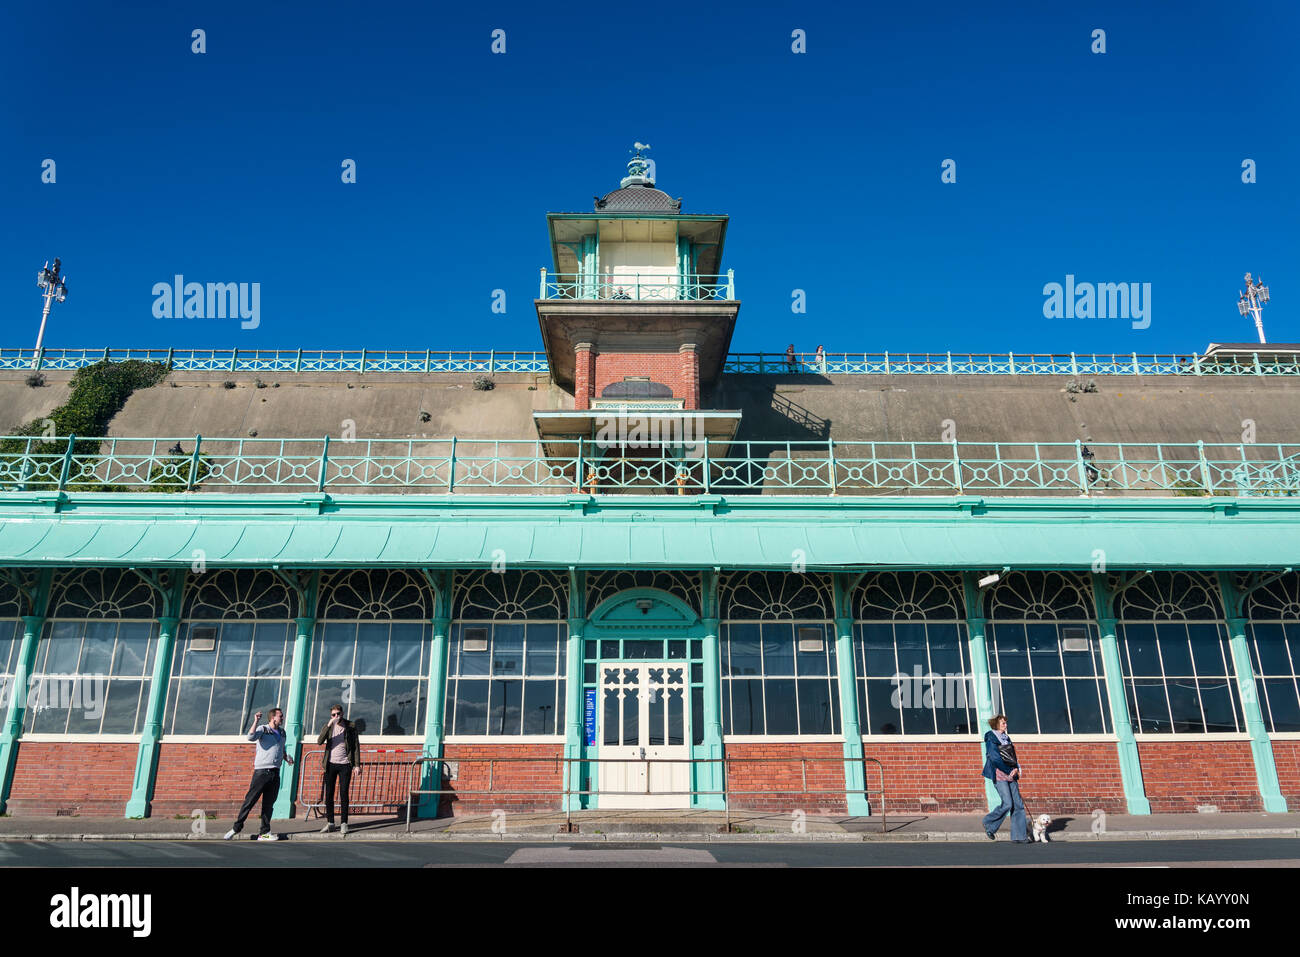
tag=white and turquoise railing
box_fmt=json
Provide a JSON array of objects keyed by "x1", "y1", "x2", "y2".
[
  {"x1": 5, "y1": 347, "x2": 1299, "y2": 376},
  {"x1": 538, "y1": 269, "x2": 735, "y2": 301},
  {"x1": 2, "y1": 435, "x2": 1298, "y2": 497}
]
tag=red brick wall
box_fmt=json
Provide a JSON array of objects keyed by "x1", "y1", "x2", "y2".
[
  {"x1": 593, "y1": 352, "x2": 698, "y2": 409},
  {"x1": 724, "y1": 742, "x2": 847, "y2": 813},
  {"x1": 573, "y1": 345, "x2": 595, "y2": 410},
  {"x1": 1269, "y1": 739, "x2": 1300, "y2": 809},
  {"x1": 6, "y1": 742, "x2": 137, "y2": 816},
  {"x1": 151, "y1": 743, "x2": 255, "y2": 818},
  {"x1": 1137, "y1": 740, "x2": 1262, "y2": 812},
  {"x1": 442, "y1": 744, "x2": 565, "y2": 814},
  {"x1": 859, "y1": 741, "x2": 1127, "y2": 815}
]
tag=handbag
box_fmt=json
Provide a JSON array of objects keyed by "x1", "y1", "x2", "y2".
[{"x1": 998, "y1": 740, "x2": 1019, "y2": 770}]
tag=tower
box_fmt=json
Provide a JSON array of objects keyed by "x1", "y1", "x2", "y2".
[{"x1": 532, "y1": 146, "x2": 742, "y2": 487}]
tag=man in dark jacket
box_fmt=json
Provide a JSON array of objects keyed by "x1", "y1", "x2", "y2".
[{"x1": 316, "y1": 704, "x2": 361, "y2": 834}]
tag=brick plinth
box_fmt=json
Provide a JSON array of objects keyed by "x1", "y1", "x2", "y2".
[
  {"x1": 6, "y1": 742, "x2": 137, "y2": 816},
  {"x1": 442, "y1": 744, "x2": 566, "y2": 814},
  {"x1": 1272, "y1": 739, "x2": 1300, "y2": 809},
  {"x1": 724, "y1": 742, "x2": 847, "y2": 813},
  {"x1": 1136, "y1": 740, "x2": 1262, "y2": 812}
]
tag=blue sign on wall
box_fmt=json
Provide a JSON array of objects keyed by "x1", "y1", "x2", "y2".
[{"x1": 584, "y1": 688, "x2": 597, "y2": 747}]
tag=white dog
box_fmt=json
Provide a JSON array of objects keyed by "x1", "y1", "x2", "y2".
[{"x1": 1031, "y1": 813, "x2": 1052, "y2": 843}]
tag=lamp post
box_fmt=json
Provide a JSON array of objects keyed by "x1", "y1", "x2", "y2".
[
  {"x1": 34, "y1": 258, "x2": 68, "y2": 368},
  {"x1": 1238, "y1": 273, "x2": 1270, "y2": 345}
]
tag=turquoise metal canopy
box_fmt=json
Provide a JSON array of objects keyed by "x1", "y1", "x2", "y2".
[{"x1": 0, "y1": 492, "x2": 1297, "y2": 570}]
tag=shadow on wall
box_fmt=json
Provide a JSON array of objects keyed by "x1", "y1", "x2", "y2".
[{"x1": 707, "y1": 376, "x2": 832, "y2": 442}]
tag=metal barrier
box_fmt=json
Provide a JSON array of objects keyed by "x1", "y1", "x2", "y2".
[
  {"x1": 7, "y1": 346, "x2": 1300, "y2": 377},
  {"x1": 404, "y1": 754, "x2": 886, "y2": 834},
  {"x1": 6, "y1": 434, "x2": 1298, "y2": 497},
  {"x1": 298, "y1": 748, "x2": 422, "y2": 817}
]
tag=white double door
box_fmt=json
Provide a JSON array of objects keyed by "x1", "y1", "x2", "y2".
[{"x1": 598, "y1": 662, "x2": 691, "y2": 809}]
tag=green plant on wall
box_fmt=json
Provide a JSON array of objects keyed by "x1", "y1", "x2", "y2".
[
  {"x1": 0, "y1": 360, "x2": 170, "y2": 490},
  {"x1": 147, "y1": 452, "x2": 212, "y2": 492}
]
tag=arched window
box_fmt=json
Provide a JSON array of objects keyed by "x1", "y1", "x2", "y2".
[
  {"x1": 166, "y1": 570, "x2": 294, "y2": 736},
  {"x1": 0, "y1": 579, "x2": 26, "y2": 716},
  {"x1": 853, "y1": 572, "x2": 970, "y2": 735},
  {"x1": 308, "y1": 570, "x2": 431, "y2": 737},
  {"x1": 446, "y1": 571, "x2": 568, "y2": 736},
  {"x1": 26, "y1": 569, "x2": 162, "y2": 735},
  {"x1": 1115, "y1": 572, "x2": 1238, "y2": 734},
  {"x1": 719, "y1": 572, "x2": 839, "y2": 736},
  {"x1": 985, "y1": 572, "x2": 1108, "y2": 734},
  {"x1": 1243, "y1": 572, "x2": 1300, "y2": 732}
]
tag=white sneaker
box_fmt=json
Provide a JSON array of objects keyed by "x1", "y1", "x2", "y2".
[
  {"x1": 223, "y1": 828, "x2": 237, "y2": 841},
  {"x1": 257, "y1": 833, "x2": 278, "y2": 842},
  {"x1": 320, "y1": 823, "x2": 336, "y2": 833},
  {"x1": 339, "y1": 823, "x2": 349, "y2": 836}
]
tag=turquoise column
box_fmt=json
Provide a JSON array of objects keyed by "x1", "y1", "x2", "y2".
[
  {"x1": 1218, "y1": 573, "x2": 1288, "y2": 812},
  {"x1": 562, "y1": 568, "x2": 587, "y2": 811},
  {"x1": 273, "y1": 570, "x2": 320, "y2": 820},
  {"x1": 961, "y1": 573, "x2": 1001, "y2": 811},
  {"x1": 832, "y1": 574, "x2": 870, "y2": 815},
  {"x1": 1091, "y1": 573, "x2": 1151, "y2": 814},
  {"x1": 0, "y1": 571, "x2": 54, "y2": 815},
  {"x1": 416, "y1": 570, "x2": 452, "y2": 818},
  {"x1": 696, "y1": 569, "x2": 724, "y2": 810},
  {"x1": 125, "y1": 573, "x2": 186, "y2": 818}
]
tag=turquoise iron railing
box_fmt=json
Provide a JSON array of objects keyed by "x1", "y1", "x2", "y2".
[
  {"x1": 538, "y1": 270, "x2": 735, "y2": 301},
  {"x1": 4, "y1": 347, "x2": 1297, "y2": 376},
  {"x1": 2, "y1": 435, "x2": 1297, "y2": 497}
]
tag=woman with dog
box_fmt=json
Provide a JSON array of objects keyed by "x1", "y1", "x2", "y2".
[{"x1": 981, "y1": 714, "x2": 1030, "y2": 843}]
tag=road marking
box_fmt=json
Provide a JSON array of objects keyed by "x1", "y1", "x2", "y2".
[{"x1": 504, "y1": 847, "x2": 717, "y2": 865}]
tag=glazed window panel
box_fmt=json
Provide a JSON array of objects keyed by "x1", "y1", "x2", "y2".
[
  {"x1": 852, "y1": 620, "x2": 973, "y2": 735},
  {"x1": 986, "y1": 622, "x2": 1108, "y2": 733},
  {"x1": 167, "y1": 620, "x2": 291, "y2": 735},
  {"x1": 1247, "y1": 621, "x2": 1300, "y2": 732},
  {"x1": 306, "y1": 619, "x2": 431, "y2": 736},
  {"x1": 445, "y1": 621, "x2": 567, "y2": 736},
  {"x1": 1118, "y1": 619, "x2": 1241, "y2": 734},
  {"x1": 721, "y1": 622, "x2": 839, "y2": 735},
  {"x1": 25, "y1": 619, "x2": 159, "y2": 735}
]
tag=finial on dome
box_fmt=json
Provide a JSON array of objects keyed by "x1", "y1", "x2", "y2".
[{"x1": 621, "y1": 142, "x2": 655, "y2": 188}]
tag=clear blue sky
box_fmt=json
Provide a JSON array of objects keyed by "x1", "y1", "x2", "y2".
[{"x1": 2, "y1": 1, "x2": 1296, "y2": 355}]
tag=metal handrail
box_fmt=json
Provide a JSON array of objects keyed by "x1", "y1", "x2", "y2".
[
  {"x1": 7, "y1": 347, "x2": 1299, "y2": 376},
  {"x1": 4, "y1": 434, "x2": 1297, "y2": 497},
  {"x1": 297, "y1": 747, "x2": 423, "y2": 816},
  {"x1": 539, "y1": 272, "x2": 734, "y2": 302},
  {"x1": 404, "y1": 754, "x2": 887, "y2": 834}
]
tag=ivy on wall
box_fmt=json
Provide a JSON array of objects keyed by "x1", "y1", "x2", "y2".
[{"x1": 1, "y1": 360, "x2": 170, "y2": 489}]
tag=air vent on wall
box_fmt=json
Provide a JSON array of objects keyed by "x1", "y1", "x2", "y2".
[
  {"x1": 463, "y1": 626, "x2": 489, "y2": 653},
  {"x1": 1061, "y1": 626, "x2": 1090, "y2": 653},
  {"x1": 797, "y1": 627, "x2": 824, "y2": 653},
  {"x1": 190, "y1": 625, "x2": 217, "y2": 653}
]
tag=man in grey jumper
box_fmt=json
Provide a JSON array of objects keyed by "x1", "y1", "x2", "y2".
[{"x1": 223, "y1": 708, "x2": 295, "y2": 841}]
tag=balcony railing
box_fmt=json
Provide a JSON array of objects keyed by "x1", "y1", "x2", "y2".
[
  {"x1": 5, "y1": 347, "x2": 1299, "y2": 376},
  {"x1": 2, "y1": 435, "x2": 1297, "y2": 498},
  {"x1": 538, "y1": 269, "x2": 735, "y2": 301}
]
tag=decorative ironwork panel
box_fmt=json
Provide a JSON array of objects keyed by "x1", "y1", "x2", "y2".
[
  {"x1": 987, "y1": 571, "x2": 1093, "y2": 620},
  {"x1": 855, "y1": 571, "x2": 963, "y2": 620},
  {"x1": 587, "y1": 570, "x2": 699, "y2": 615},
  {"x1": 1244, "y1": 572, "x2": 1300, "y2": 620},
  {"x1": 48, "y1": 568, "x2": 159, "y2": 619},
  {"x1": 453, "y1": 570, "x2": 566, "y2": 620},
  {"x1": 319, "y1": 569, "x2": 429, "y2": 620},
  {"x1": 184, "y1": 569, "x2": 294, "y2": 620},
  {"x1": 720, "y1": 571, "x2": 833, "y2": 620},
  {"x1": 1116, "y1": 571, "x2": 1224, "y2": 620}
]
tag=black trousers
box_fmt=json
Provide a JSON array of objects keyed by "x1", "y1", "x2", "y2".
[
  {"x1": 232, "y1": 768, "x2": 280, "y2": 835},
  {"x1": 323, "y1": 762, "x2": 353, "y2": 824}
]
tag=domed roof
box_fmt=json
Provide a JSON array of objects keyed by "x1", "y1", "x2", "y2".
[
  {"x1": 593, "y1": 145, "x2": 682, "y2": 213},
  {"x1": 594, "y1": 185, "x2": 682, "y2": 213}
]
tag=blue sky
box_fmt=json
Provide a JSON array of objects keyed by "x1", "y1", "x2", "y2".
[{"x1": 1, "y1": 1, "x2": 1296, "y2": 355}]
